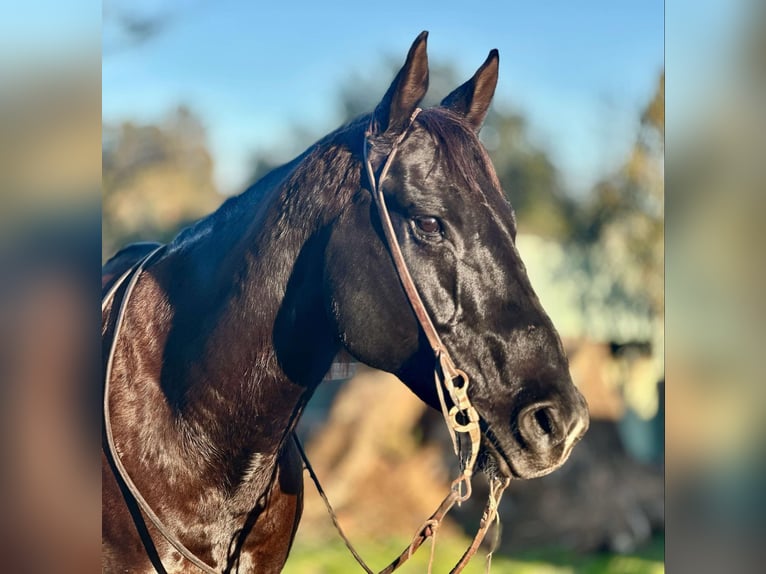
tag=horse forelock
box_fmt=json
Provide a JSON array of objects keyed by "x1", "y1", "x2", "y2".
[
  {"x1": 365, "y1": 107, "x2": 503, "y2": 204},
  {"x1": 415, "y1": 108, "x2": 503, "y2": 196}
]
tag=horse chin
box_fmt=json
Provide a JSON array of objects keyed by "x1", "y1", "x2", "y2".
[
  {"x1": 480, "y1": 436, "x2": 516, "y2": 480},
  {"x1": 480, "y1": 432, "x2": 566, "y2": 481}
]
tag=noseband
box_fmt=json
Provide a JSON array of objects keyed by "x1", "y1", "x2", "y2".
[{"x1": 363, "y1": 109, "x2": 482, "y2": 499}]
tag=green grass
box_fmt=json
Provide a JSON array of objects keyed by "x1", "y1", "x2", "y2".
[{"x1": 284, "y1": 534, "x2": 664, "y2": 573}]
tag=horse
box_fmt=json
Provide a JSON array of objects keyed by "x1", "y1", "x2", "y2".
[{"x1": 102, "y1": 31, "x2": 589, "y2": 573}]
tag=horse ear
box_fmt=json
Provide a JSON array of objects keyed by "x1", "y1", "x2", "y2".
[
  {"x1": 441, "y1": 49, "x2": 499, "y2": 132},
  {"x1": 372, "y1": 31, "x2": 429, "y2": 135}
]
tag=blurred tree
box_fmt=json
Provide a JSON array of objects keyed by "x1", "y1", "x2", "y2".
[
  {"x1": 102, "y1": 105, "x2": 221, "y2": 259},
  {"x1": 580, "y1": 71, "x2": 664, "y2": 322},
  {"x1": 483, "y1": 108, "x2": 578, "y2": 238},
  {"x1": 248, "y1": 59, "x2": 572, "y2": 240},
  {"x1": 247, "y1": 60, "x2": 464, "y2": 185},
  {"x1": 641, "y1": 71, "x2": 664, "y2": 141},
  {"x1": 573, "y1": 71, "x2": 664, "y2": 424}
]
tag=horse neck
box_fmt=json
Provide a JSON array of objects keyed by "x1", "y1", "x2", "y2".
[{"x1": 145, "y1": 138, "x2": 360, "y2": 487}]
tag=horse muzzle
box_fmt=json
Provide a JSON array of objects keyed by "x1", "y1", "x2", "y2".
[{"x1": 482, "y1": 385, "x2": 590, "y2": 479}]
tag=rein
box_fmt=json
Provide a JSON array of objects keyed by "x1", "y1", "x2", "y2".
[
  {"x1": 101, "y1": 110, "x2": 510, "y2": 573},
  {"x1": 103, "y1": 246, "x2": 221, "y2": 574}
]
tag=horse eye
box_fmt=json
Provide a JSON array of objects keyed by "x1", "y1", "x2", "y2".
[{"x1": 414, "y1": 216, "x2": 442, "y2": 235}]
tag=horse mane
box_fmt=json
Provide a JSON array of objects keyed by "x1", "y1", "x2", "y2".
[{"x1": 166, "y1": 115, "x2": 368, "y2": 260}]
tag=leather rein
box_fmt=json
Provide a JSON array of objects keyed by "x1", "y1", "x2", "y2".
[
  {"x1": 102, "y1": 245, "x2": 219, "y2": 574},
  {"x1": 102, "y1": 109, "x2": 507, "y2": 573}
]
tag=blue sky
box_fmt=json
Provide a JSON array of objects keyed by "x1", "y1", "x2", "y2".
[{"x1": 102, "y1": 0, "x2": 664, "y2": 196}]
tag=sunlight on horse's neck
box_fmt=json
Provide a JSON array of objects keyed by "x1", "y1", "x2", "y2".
[{"x1": 169, "y1": 138, "x2": 358, "y2": 469}]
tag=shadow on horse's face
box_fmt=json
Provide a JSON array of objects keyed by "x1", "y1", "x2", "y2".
[{"x1": 323, "y1": 34, "x2": 588, "y2": 480}]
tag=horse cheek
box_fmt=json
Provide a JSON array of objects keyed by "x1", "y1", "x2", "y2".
[{"x1": 324, "y1": 226, "x2": 419, "y2": 373}]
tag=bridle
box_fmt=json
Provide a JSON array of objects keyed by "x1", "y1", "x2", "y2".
[
  {"x1": 363, "y1": 108, "x2": 482, "y2": 499},
  {"x1": 357, "y1": 109, "x2": 509, "y2": 574},
  {"x1": 102, "y1": 109, "x2": 509, "y2": 574}
]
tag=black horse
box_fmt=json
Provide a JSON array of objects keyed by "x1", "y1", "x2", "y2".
[{"x1": 102, "y1": 32, "x2": 589, "y2": 573}]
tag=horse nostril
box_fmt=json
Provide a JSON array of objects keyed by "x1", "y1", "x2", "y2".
[
  {"x1": 533, "y1": 407, "x2": 554, "y2": 436},
  {"x1": 516, "y1": 402, "x2": 560, "y2": 450}
]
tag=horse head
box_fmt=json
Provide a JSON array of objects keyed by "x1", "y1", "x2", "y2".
[{"x1": 323, "y1": 32, "x2": 589, "y2": 480}]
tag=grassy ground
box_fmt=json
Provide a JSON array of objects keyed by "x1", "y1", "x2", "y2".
[{"x1": 284, "y1": 534, "x2": 664, "y2": 574}]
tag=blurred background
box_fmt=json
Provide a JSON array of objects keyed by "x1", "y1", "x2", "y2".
[
  {"x1": 101, "y1": 2, "x2": 664, "y2": 572},
  {"x1": 3, "y1": 0, "x2": 764, "y2": 573}
]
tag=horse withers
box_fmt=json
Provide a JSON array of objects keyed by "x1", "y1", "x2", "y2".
[{"x1": 102, "y1": 31, "x2": 588, "y2": 573}]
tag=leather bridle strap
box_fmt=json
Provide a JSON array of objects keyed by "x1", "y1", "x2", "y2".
[
  {"x1": 363, "y1": 109, "x2": 481, "y2": 499},
  {"x1": 364, "y1": 111, "x2": 452, "y2": 371},
  {"x1": 103, "y1": 246, "x2": 220, "y2": 574}
]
